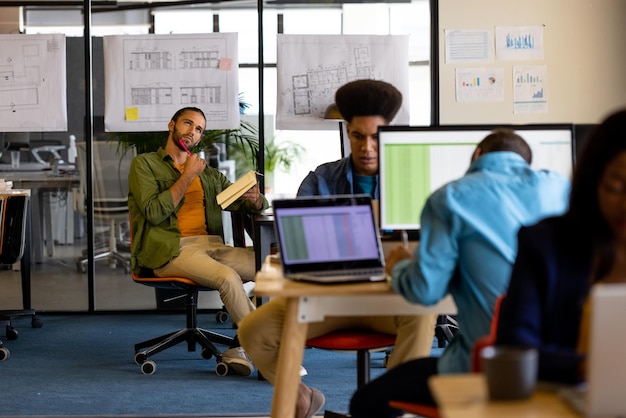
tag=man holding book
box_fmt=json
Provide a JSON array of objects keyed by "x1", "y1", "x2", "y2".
[{"x1": 128, "y1": 106, "x2": 268, "y2": 376}]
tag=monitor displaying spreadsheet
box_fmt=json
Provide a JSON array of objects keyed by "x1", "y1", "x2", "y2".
[{"x1": 378, "y1": 124, "x2": 575, "y2": 231}]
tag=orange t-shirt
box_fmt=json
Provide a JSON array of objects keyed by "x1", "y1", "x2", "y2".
[{"x1": 174, "y1": 163, "x2": 208, "y2": 237}]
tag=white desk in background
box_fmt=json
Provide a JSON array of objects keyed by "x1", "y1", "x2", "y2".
[
  {"x1": 0, "y1": 169, "x2": 79, "y2": 263},
  {"x1": 253, "y1": 257, "x2": 457, "y2": 418}
]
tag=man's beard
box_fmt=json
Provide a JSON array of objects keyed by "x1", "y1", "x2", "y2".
[{"x1": 174, "y1": 131, "x2": 195, "y2": 152}]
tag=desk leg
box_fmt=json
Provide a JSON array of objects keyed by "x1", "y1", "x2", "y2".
[
  {"x1": 271, "y1": 297, "x2": 308, "y2": 418},
  {"x1": 43, "y1": 191, "x2": 54, "y2": 257},
  {"x1": 29, "y1": 189, "x2": 44, "y2": 264},
  {"x1": 21, "y1": 202, "x2": 32, "y2": 310}
]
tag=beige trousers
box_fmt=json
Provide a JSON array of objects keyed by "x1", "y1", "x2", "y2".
[
  {"x1": 238, "y1": 296, "x2": 436, "y2": 385},
  {"x1": 153, "y1": 235, "x2": 256, "y2": 325}
]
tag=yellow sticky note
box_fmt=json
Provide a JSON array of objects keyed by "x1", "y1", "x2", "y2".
[
  {"x1": 219, "y1": 57, "x2": 233, "y2": 71},
  {"x1": 125, "y1": 107, "x2": 139, "y2": 121}
]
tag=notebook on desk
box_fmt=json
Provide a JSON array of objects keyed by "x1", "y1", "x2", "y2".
[
  {"x1": 272, "y1": 194, "x2": 387, "y2": 284},
  {"x1": 559, "y1": 283, "x2": 626, "y2": 417}
]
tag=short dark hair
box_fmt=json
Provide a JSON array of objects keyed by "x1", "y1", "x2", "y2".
[
  {"x1": 334, "y1": 79, "x2": 402, "y2": 124},
  {"x1": 476, "y1": 129, "x2": 532, "y2": 164},
  {"x1": 170, "y1": 107, "x2": 206, "y2": 123}
]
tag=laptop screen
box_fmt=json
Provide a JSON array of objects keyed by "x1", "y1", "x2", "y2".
[{"x1": 272, "y1": 195, "x2": 384, "y2": 273}]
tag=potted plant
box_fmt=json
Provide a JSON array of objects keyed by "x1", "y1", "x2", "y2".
[{"x1": 229, "y1": 135, "x2": 304, "y2": 193}]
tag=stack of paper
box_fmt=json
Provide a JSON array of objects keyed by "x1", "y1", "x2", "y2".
[{"x1": 216, "y1": 170, "x2": 262, "y2": 209}]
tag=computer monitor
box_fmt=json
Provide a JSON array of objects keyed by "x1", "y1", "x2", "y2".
[{"x1": 378, "y1": 124, "x2": 575, "y2": 231}]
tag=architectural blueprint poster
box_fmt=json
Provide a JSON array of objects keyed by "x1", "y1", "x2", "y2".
[
  {"x1": 103, "y1": 33, "x2": 239, "y2": 132},
  {"x1": 276, "y1": 34, "x2": 410, "y2": 130},
  {"x1": 0, "y1": 34, "x2": 67, "y2": 131}
]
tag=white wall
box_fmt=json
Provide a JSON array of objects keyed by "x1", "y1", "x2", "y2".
[{"x1": 438, "y1": 0, "x2": 626, "y2": 125}]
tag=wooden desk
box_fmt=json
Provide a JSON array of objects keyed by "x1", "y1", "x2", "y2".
[
  {"x1": 429, "y1": 374, "x2": 579, "y2": 418},
  {"x1": 1, "y1": 170, "x2": 79, "y2": 263},
  {"x1": 254, "y1": 259, "x2": 457, "y2": 418}
]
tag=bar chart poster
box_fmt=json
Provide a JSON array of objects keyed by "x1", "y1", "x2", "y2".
[
  {"x1": 513, "y1": 65, "x2": 548, "y2": 113},
  {"x1": 455, "y1": 67, "x2": 504, "y2": 102},
  {"x1": 495, "y1": 26, "x2": 544, "y2": 61}
]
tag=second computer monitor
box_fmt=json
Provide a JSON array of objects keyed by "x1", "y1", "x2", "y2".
[{"x1": 378, "y1": 124, "x2": 575, "y2": 231}]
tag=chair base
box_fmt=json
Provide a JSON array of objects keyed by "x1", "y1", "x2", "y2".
[
  {"x1": 1, "y1": 309, "x2": 43, "y2": 340},
  {"x1": 78, "y1": 249, "x2": 130, "y2": 273},
  {"x1": 134, "y1": 326, "x2": 234, "y2": 375}
]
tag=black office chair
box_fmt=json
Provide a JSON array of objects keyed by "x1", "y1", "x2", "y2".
[
  {"x1": 131, "y1": 212, "x2": 254, "y2": 375},
  {"x1": 0, "y1": 193, "x2": 44, "y2": 359},
  {"x1": 435, "y1": 314, "x2": 459, "y2": 348}
]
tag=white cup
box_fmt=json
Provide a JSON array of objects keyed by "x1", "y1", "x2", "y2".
[{"x1": 10, "y1": 150, "x2": 20, "y2": 169}]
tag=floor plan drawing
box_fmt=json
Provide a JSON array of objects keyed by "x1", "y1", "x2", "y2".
[
  {"x1": 104, "y1": 33, "x2": 239, "y2": 132},
  {"x1": 0, "y1": 34, "x2": 67, "y2": 131},
  {"x1": 276, "y1": 34, "x2": 410, "y2": 130}
]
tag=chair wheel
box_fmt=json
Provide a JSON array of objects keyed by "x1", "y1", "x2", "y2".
[
  {"x1": 215, "y1": 361, "x2": 229, "y2": 376},
  {"x1": 201, "y1": 348, "x2": 214, "y2": 360},
  {"x1": 141, "y1": 360, "x2": 157, "y2": 375},
  {"x1": 134, "y1": 352, "x2": 147, "y2": 365},
  {"x1": 5, "y1": 326, "x2": 18, "y2": 340},
  {"x1": 32, "y1": 316, "x2": 43, "y2": 328},
  {"x1": 0, "y1": 346, "x2": 9, "y2": 361},
  {"x1": 216, "y1": 311, "x2": 229, "y2": 324}
]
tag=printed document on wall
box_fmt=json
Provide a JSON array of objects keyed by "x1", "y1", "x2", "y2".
[
  {"x1": 103, "y1": 33, "x2": 239, "y2": 132},
  {"x1": 455, "y1": 67, "x2": 504, "y2": 102},
  {"x1": 0, "y1": 34, "x2": 67, "y2": 131},
  {"x1": 513, "y1": 65, "x2": 548, "y2": 113},
  {"x1": 495, "y1": 26, "x2": 544, "y2": 61},
  {"x1": 445, "y1": 29, "x2": 493, "y2": 63},
  {"x1": 276, "y1": 34, "x2": 410, "y2": 130}
]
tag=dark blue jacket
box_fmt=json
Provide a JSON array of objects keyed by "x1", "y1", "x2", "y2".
[
  {"x1": 496, "y1": 215, "x2": 592, "y2": 384},
  {"x1": 296, "y1": 156, "x2": 379, "y2": 198}
]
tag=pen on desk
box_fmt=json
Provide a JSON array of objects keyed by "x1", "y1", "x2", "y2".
[
  {"x1": 178, "y1": 138, "x2": 192, "y2": 156},
  {"x1": 401, "y1": 230, "x2": 409, "y2": 249}
]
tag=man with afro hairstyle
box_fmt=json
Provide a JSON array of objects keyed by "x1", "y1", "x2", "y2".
[
  {"x1": 297, "y1": 79, "x2": 403, "y2": 197},
  {"x1": 238, "y1": 79, "x2": 437, "y2": 418}
]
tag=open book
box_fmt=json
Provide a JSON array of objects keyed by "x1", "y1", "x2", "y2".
[{"x1": 216, "y1": 170, "x2": 263, "y2": 209}]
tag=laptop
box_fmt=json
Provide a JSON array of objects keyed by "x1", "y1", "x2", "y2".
[
  {"x1": 559, "y1": 283, "x2": 626, "y2": 417},
  {"x1": 272, "y1": 194, "x2": 387, "y2": 284}
]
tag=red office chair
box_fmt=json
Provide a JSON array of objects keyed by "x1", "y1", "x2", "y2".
[
  {"x1": 389, "y1": 294, "x2": 506, "y2": 417},
  {"x1": 306, "y1": 329, "x2": 395, "y2": 389},
  {"x1": 131, "y1": 213, "x2": 252, "y2": 375}
]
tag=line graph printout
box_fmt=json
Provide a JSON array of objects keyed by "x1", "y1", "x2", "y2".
[
  {"x1": 276, "y1": 34, "x2": 410, "y2": 130},
  {"x1": 513, "y1": 65, "x2": 548, "y2": 114},
  {"x1": 104, "y1": 33, "x2": 239, "y2": 132},
  {"x1": 0, "y1": 34, "x2": 67, "y2": 131}
]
